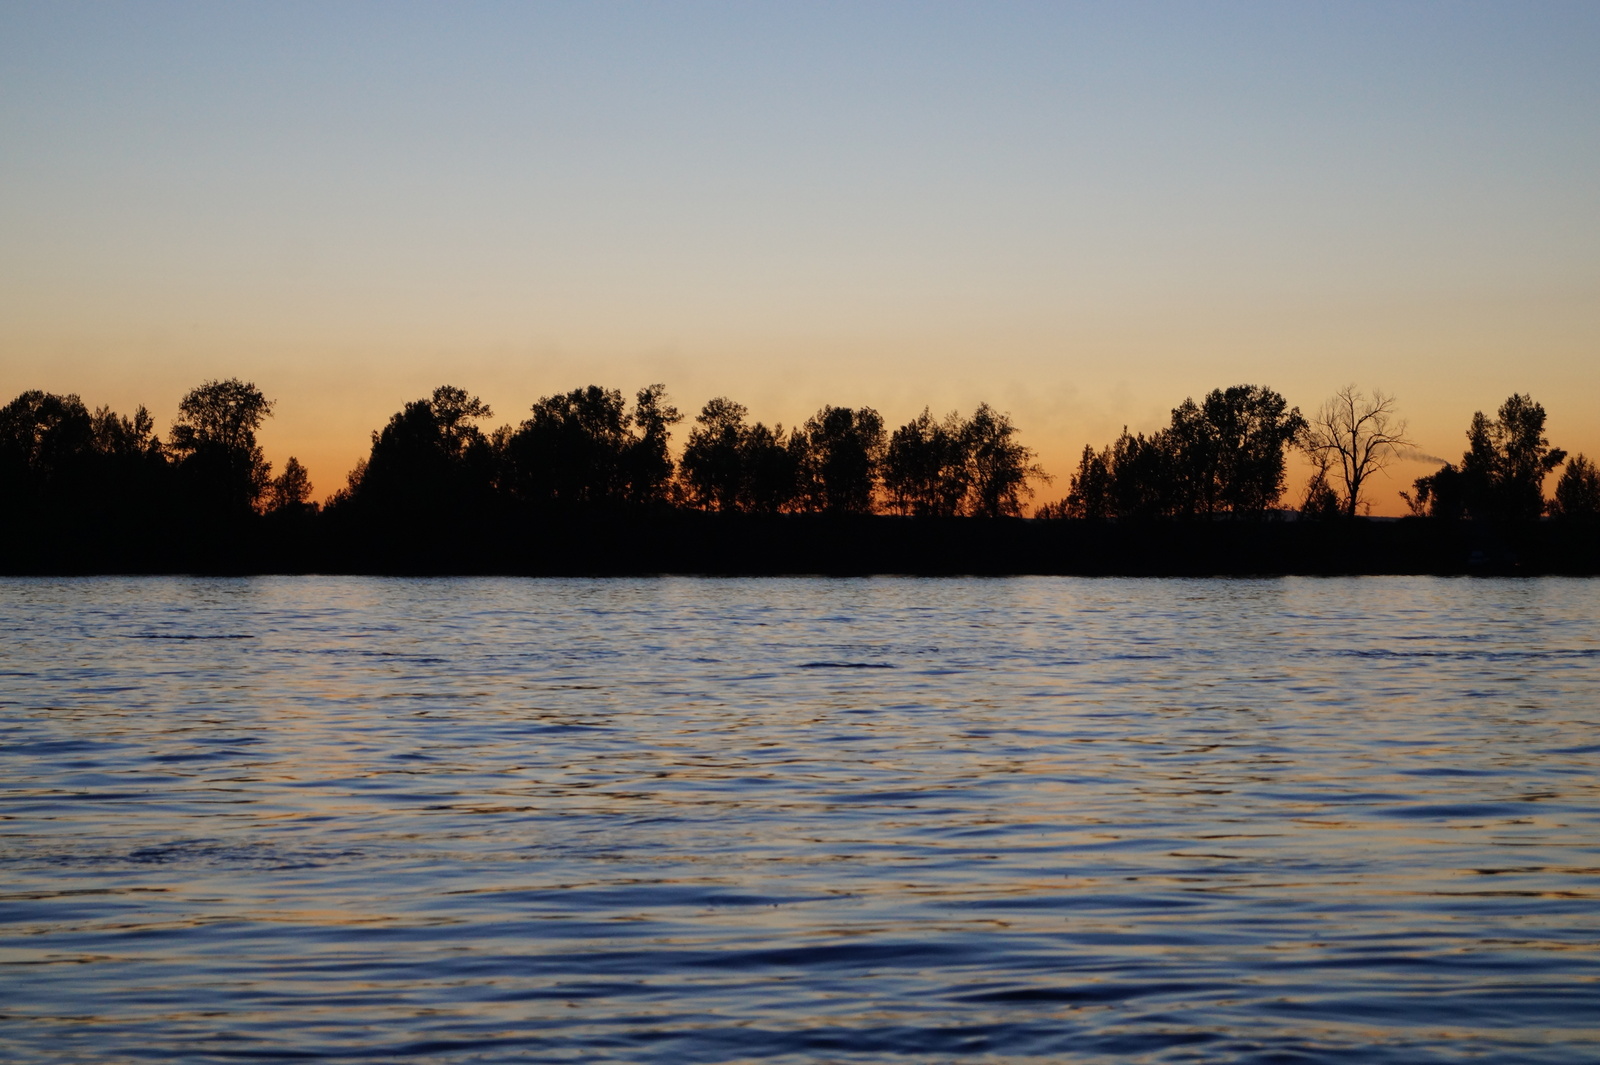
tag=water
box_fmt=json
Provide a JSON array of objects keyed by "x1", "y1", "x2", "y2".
[{"x1": 1, "y1": 576, "x2": 1598, "y2": 1063}]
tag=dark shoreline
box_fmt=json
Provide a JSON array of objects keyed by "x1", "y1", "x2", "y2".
[{"x1": 4, "y1": 514, "x2": 1597, "y2": 577}]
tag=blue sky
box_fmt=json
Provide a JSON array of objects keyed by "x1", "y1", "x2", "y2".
[{"x1": 3, "y1": 2, "x2": 1597, "y2": 507}]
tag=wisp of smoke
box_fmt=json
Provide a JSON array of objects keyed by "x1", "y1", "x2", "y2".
[{"x1": 1398, "y1": 448, "x2": 1450, "y2": 465}]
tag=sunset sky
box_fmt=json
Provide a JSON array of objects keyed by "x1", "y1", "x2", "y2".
[{"x1": 3, "y1": 2, "x2": 1597, "y2": 512}]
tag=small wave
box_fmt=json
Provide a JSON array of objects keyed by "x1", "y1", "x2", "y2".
[
  {"x1": 1333, "y1": 647, "x2": 1600, "y2": 660},
  {"x1": 957, "y1": 980, "x2": 1201, "y2": 1004},
  {"x1": 1380, "y1": 802, "x2": 1524, "y2": 820},
  {"x1": 123, "y1": 633, "x2": 255, "y2": 640},
  {"x1": 797, "y1": 661, "x2": 896, "y2": 669}
]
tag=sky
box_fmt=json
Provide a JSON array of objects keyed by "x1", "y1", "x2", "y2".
[{"x1": 2, "y1": 1, "x2": 1597, "y2": 511}]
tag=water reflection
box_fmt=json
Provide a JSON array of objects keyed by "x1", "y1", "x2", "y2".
[{"x1": 1, "y1": 576, "x2": 1597, "y2": 1063}]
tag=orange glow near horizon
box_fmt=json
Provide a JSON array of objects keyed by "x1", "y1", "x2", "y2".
[
  {"x1": 5, "y1": 291, "x2": 1593, "y2": 515},
  {"x1": 3, "y1": 4, "x2": 1596, "y2": 513}
]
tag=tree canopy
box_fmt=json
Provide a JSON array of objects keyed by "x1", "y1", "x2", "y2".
[
  {"x1": 1405, "y1": 394, "x2": 1566, "y2": 520},
  {"x1": 5, "y1": 378, "x2": 1585, "y2": 556},
  {"x1": 1047, "y1": 385, "x2": 1303, "y2": 520},
  {"x1": 168, "y1": 378, "x2": 275, "y2": 517},
  {"x1": 1551, "y1": 454, "x2": 1600, "y2": 518}
]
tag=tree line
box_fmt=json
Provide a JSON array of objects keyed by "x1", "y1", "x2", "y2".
[
  {"x1": 1044, "y1": 385, "x2": 1598, "y2": 521},
  {"x1": 3, "y1": 379, "x2": 1597, "y2": 536},
  {"x1": 0, "y1": 380, "x2": 1047, "y2": 527},
  {"x1": 0, "y1": 383, "x2": 301, "y2": 534},
  {"x1": 1041, "y1": 384, "x2": 1306, "y2": 520},
  {"x1": 334, "y1": 384, "x2": 1047, "y2": 520}
]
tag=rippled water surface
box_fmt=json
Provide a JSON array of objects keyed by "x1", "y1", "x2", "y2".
[{"x1": 2, "y1": 576, "x2": 1599, "y2": 1063}]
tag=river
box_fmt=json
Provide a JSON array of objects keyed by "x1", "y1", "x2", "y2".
[{"x1": 1, "y1": 576, "x2": 1597, "y2": 1062}]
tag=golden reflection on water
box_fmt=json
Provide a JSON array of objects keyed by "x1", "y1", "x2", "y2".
[{"x1": 0, "y1": 576, "x2": 1597, "y2": 1062}]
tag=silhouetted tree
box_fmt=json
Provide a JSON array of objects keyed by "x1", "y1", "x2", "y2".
[
  {"x1": 1163, "y1": 398, "x2": 1217, "y2": 515},
  {"x1": 1402, "y1": 464, "x2": 1463, "y2": 519},
  {"x1": 679, "y1": 397, "x2": 802, "y2": 513},
  {"x1": 1405, "y1": 394, "x2": 1565, "y2": 520},
  {"x1": 1108, "y1": 429, "x2": 1174, "y2": 519},
  {"x1": 1298, "y1": 466, "x2": 1342, "y2": 520},
  {"x1": 1059, "y1": 443, "x2": 1113, "y2": 519},
  {"x1": 741, "y1": 421, "x2": 799, "y2": 513},
  {"x1": 326, "y1": 459, "x2": 366, "y2": 511},
  {"x1": 966, "y1": 403, "x2": 1046, "y2": 517},
  {"x1": 344, "y1": 385, "x2": 496, "y2": 518},
  {"x1": 502, "y1": 384, "x2": 679, "y2": 510},
  {"x1": 168, "y1": 378, "x2": 274, "y2": 517},
  {"x1": 90, "y1": 404, "x2": 162, "y2": 463},
  {"x1": 680, "y1": 397, "x2": 747, "y2": 511},
  {"x1": 1469, "y1": 394, "x2": 1565, "y2": 520},
  {"x1": 430, "y1": 386, "x2": 493, "y2": 453},
  {"x1": 625, "y1": 384, "x2": 682, "y2": 506},
  {"x1": 0, "y1": 391, "x2": 96, "y2": 511},
  {"x1": 791, "y1": 405, "x2": 885, "y2": 514},
  {"x1": 883, "y1": 409, "x2": 970, "y2": 517},
  {"x1": 1132, "y1": 428, "x2": 1184, "y2": 514},
  {"x1": 507, "y1": 386, "x2": 626, "y2": 507},
  {"x1": 1196, "y1": 385, "x2": 1306, "y2": 517},
  {"x1": 1549, "y1": 453, "x2": 1600, "y2": 518},
  {"x1": 0, "y1": 390, "x2": 171, "y2": 554},
  {"x1": 90, "y1": 403, "x2": 169, "y2": 521},
  {"x1": 1299, "y1": 386, "x2": 1411, "y2": 517},
  {"x1": 267, "y1": 457, "x2": 316, "y2": 515},
  {"x1": 1043, "y1": 385, "x2": 1300, "y2": 520}
]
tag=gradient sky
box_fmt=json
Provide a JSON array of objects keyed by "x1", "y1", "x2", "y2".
[{"x1": 3, "y1": 1, "x2": 1597, "y2": 511}]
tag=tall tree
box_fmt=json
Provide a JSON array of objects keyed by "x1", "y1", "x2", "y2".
[
  {"x1": 965, "y1": 403, "x2": 1046, "y2": 518},
  {"x1": 168, "y1": 379, "x2": 274, "y2": 517},
  {"x1": 0, "y1": 391, "x2": 171, "y2": 554},
  {"x1": 1061, "y1": 443, "x2": 1113, "y2": 519},
  {"x1": 1299, "y1": 386, "x2": 1412, "y2": 517},
  {"x1": 0, "y1": 391, "x2": 96, "y2": 512},
  {"x1": 91, "y1": 404, "x2": 161, "y2": 462},
  {"x1": 1468, "y1": 393, "x2": 1565, "y2": 520},
  {"x1": 791, "y1": 406, "x2": 885, "y2": 514},
  {"x1": 1406, "y1": 394, "x2": 1565, "y2": 520},
  {"x1": 1043, "y1": 385, "x2": 1301, "y2": 520},
  {"x1": 504, "y1": 386, "x2": 629, "y2": 507},
  {"x1": 267, "y1": 457, "x2": 315, "y2": 515},
  {"x1": 502, "y1": 384, "x2": 679, "y2": 509},
  {"x1": 740, "y1": 421, "x2": 799, "y2": 513},
  {"x1": 1199, "y1": 385, "x2": 1306, "y2": 517},
  {"x1": 681, "y1": 397, "x2": 751, "y2": 512},
  {"x1": 1164, "y1": 398, "x2": 1219, "y2": 516},
  {"x1": 882, "y1": 409, "x2": 970, "y2": 517},
  {"x1": 624, "y1": 384, "x2": 682, "y2": 507},
  {"x1": 88, "y1": 404, "x2": 167, "y2": 517},
  {"x1": 430, "y1": 386, "x2": 493, "y2": 454},
  {"x1": 1106, "y1": 429, "x2": 1174, "y2": 519},
  {"x1": 1550, "y1": 454, "x2": 1600, "y2": 518},
  {"x1": 346, "y1": 385, "x2": 495, "y2": 517}
]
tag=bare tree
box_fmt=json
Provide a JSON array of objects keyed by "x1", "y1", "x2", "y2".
[{"x1": 1300, "y1": 386, "x2": 1412, "y2": 518}]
